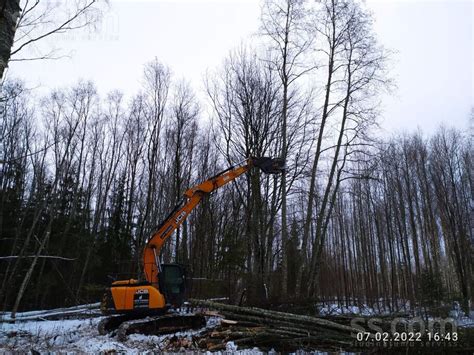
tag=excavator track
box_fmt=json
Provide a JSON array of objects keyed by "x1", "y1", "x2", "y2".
[
  {"x1": 99, "y1": 313, "x2": 206, "y2": 341},
  {"x1": 98, "y1": 314, "x2": 138, "y2": 336}
]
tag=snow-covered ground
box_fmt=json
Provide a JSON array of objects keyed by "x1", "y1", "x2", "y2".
[
  {"x1": 316, "y1": 301, "x2": 474, "y2": 327},
  {"x1": 1, "y1": 315, "x2": 210, "y2": 353},
  {"x1": 0, "y1": 313, "x2": 274, "y2": 354},
  {"x1": 315, "y1": 299, "x2": 414, "y2": 316},
  {"x1": 1, "y1": 316, "x2": 157, "y2": 352},
  {"x1": 317, "y1": 303, "x2": 389, "y2": 317},
  {"x1": 1, "y1": 304, "x2": 472, "y2": 353}
]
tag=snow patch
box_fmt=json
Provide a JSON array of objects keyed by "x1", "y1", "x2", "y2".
[{"x1": 226, "y1": 341, "x2": 237, "y2": 351}]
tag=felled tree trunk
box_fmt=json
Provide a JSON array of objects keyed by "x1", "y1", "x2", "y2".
[{"x1": 0, "y1": 0, "x2": 21, "y2": 79}]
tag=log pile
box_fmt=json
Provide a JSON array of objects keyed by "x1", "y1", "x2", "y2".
[{"x1": 189, "y1": 299, "x2": 368, "y2": 352}]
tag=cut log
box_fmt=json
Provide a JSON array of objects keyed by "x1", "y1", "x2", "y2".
[
  {"x1": 0, "y1": 302, "x2": 101, "y2": 322},
  {"x1": 200, "y1": 310, "x2": 222, "y2": 317},
  {"x1": 220, "y1": 319, "x2": 238, "y2": 325}
]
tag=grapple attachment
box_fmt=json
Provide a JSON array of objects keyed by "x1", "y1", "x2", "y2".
[{"x1": 252, "y1": 157, "x2": 286, "y2": 174}]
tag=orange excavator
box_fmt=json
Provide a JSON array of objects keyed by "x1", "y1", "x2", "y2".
[{"x1": 98, "y1": 157, "x2": 285, "y2": 339}]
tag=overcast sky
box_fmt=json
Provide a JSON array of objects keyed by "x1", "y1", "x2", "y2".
[{"x1": 9, "y1": 0, "x2": 473, "y2": 136}]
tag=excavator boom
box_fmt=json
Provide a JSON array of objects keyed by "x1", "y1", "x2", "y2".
[
  {"x1": 99, "y1": 156, "x2": 284, "y2": 338},
  {"x1": 143, "y1": 157, "x2": 285, "y2": 285}
]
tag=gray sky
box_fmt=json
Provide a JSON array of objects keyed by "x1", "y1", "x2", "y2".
[{"x1": 9, "y1": 0, "x2": 473, "y2": 135}]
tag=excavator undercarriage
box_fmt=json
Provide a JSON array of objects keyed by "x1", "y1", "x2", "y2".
[{"x1": 98, "y1": 312, "x2": 206, "y2": 341}]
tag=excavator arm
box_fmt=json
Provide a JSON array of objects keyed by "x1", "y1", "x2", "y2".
[{"x1": 143, "y1": 156, "x2": 285, "y2": 284}]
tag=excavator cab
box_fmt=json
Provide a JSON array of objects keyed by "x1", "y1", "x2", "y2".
[{"x1": 159, "y1": 264, "x2": 187, "y2": 307}]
